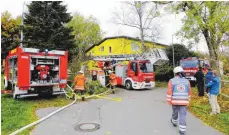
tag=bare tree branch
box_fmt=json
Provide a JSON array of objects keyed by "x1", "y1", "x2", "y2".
[
  {"x1": 115, "y1": 22, "x2": 140, "y2": 29},
  {"x1": 112, "y1": 1, "x2": 164, "y2": 52}
]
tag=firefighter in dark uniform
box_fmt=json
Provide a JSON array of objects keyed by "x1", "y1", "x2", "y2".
[{"x1": 194, "y1": 67, "x2": 205, "y2": 96}]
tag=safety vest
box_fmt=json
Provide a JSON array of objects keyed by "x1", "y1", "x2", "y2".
[{"x1": 169, "y1": 77, "x2": 190, "y2": 105}]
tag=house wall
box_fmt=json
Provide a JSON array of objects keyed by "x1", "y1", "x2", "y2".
[{"x1": 87, "y1": 38, "x2": 166, "y2": 56}]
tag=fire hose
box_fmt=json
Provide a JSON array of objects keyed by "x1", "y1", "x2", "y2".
[{"x1": 9, "y1": 83, "x2": 120, "y2": 135}]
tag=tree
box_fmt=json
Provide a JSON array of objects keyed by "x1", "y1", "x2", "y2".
[
  {"x1": 221, "y1": 55, "x2": 229, "y2": 74},
  {"x1": 172, "y1": 1, "x2": 229, "y2": 68},
  {"x1": 165, "y1": 44, "x2": 196, "y2": 66},
  {"x1": 154, "y1": 44, "x2": 196, "y2": 81},
  {"x1": 112, "y1": 1, "x2": 161, "y2": 52},
  {"x1": 67, "y1": 13, "x2": 104, "y2": 57},
  {"x1": 67, "y1": 13, "x2": 104, "y2": 75},
  {"x1": 1, "y1": 11, "x2": 21, "y2": 60},
  {"x1": 24, "y1": 1, "x2": 75, "y2": 57}
]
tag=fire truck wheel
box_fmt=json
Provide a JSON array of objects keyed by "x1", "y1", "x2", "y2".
[{"x1": 125, "y1": 81, "x2": 132, "y2": 90}]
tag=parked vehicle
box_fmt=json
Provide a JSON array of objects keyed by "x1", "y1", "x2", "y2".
[
  {"x1": 3, "y1": 46, "x2": 68, "y2": 99},
  {"x1": 180, "y1": 57, "x2": 210, "y2": 84}
]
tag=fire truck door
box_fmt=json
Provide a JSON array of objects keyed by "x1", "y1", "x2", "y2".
[
  {"x1": 18, "y1": 55, "x2": 30, "y2": 87},
  {"x1": 129, "y1": 62, "x2": 138, "y2": 79}
]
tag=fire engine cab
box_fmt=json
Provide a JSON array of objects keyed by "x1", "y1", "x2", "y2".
[
  {"x1": 180, "y1": 57, "x2": 210, "y2": 82},
  {"x1": 3, "y1": 46, "x2": 68, "y2": 99}
]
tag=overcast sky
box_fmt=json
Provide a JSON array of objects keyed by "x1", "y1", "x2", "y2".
[{"x1": 0, "y1": 0, "x2": 209, "y2": 52}]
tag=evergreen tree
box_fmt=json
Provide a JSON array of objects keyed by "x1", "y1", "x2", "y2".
[
  {"x1": 165, "y1": 44, "x2": 196, "y2": 66},
  {"x1": 24, "y1": 1, "x2": 75, "y2": 56}
]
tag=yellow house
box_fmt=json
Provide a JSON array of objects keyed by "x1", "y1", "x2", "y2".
[{"x1": 86, "y1": 36, "x2": 168, "y2": 56}]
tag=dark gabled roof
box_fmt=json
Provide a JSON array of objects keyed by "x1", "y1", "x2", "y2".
[{"x1": 85, "y1": 36, "x2": 168, "y2": 53}]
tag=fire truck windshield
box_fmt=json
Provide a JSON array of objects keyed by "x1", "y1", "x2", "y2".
[
  {"x1": 139, "y1": 63, "x2": 153, "y2": 73},
  {"x1": 180, "y1": 60, "x2": 198, "y2": 68}
]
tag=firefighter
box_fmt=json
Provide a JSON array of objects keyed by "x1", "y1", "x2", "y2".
[
  {"x1": 194, "y1": 67, "x2": 205, "y2": 97},
  {"x1": 108, "y1": 70, "x2": 117, "y2": 94},
  {"x1": 92, "y1": 70, "x2": 97, "y2": 81},
  {"x1": 167, "y1": 66, "x2": 191, "y2": 135},
  {"x1": 74, "y1": 70, "x2": 86, "y2": 101}
]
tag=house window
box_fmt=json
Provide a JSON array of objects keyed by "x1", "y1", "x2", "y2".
[
  {"x1": 109, "y1": 47, "x2": 112, "y2": 53},
  {"x1": 100, "y1": 46, "x2": 104, "y2": 52},
  {"x1": 131, "y1": 43, "x2": 139, "y2": 51}
]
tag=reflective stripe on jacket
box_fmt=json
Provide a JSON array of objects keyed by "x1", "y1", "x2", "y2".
[{"x1": 167, "y1": 76, "x2": 191, "y2": 106}]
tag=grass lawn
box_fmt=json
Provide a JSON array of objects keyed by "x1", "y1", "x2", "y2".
[
  {"x1": 1, "y1": 74, "x2": 72, "y2": 135},
  {"x1": 189, "y1": 88, "x2": 229, "y2": 135},
  {"x1": 1, "y1": 94, "x2": 72, "y2": 135},
  {"x1": 155, "y1": 81, "x2": 168, "y2": 87}
]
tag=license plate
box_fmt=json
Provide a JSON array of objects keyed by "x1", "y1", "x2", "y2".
[{"x1": 145, "y1": 85, "x2": 151, "y2": 87}]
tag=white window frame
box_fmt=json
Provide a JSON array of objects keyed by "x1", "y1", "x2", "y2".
[
  {"x1": 101, "y1": 46, "x2": 104, "y2": 52},
  {"x1": 131, "y1": 43, "x2": 139, "y2": 51}
]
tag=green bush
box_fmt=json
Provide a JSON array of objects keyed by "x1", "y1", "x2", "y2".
[{"x1": 86, "y1": 80, "x2": 107, "y2": 95}]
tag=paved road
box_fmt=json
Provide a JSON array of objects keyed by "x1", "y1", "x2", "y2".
[{"x1": 31, "y1": 88, "x2": 222, "y2": 135}]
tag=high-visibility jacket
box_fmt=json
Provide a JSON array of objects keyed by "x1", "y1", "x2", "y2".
[
  {"x1": 109, "y1": 73, "x2": 117, "y2": 86},
  {"x1": 74, "y1": 74, "x2": 86, "y2": 91},
  {"x1": 167, "y1": 76, "x2": 191, "y2": 106}
]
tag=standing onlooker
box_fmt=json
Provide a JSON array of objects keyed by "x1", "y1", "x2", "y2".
[
  {"x1": 205, "y1": 68, "x2": 213, "y2": 94},
  {"x1": 167, "y1": 66, "x2": 191, "y2": 135},
  {"x1": 205, "y1": 70, "x2": 220, "y2": 115},
  {"x1": 194, "y1": 67, "x2": 205, "y2": 96}
]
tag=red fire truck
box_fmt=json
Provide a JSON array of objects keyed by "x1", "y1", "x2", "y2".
[
  {"x1": 115, "y1": 60, "x2": 155, "y2": 90},
  {"x1": 180, "y1": 57, "x2": 210, "y2": 83},
  {"x1": 92, "y1": 55, "x2": 155, "y2": 90},
  {"x1": 3, "y1": 46, "x2": 68, "y2": 99}
]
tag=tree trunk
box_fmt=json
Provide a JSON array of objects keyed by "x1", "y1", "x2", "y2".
[
  {"x1": 135, "y1": 1, "x2": 146, "y2": 54},
  {"x1": 202, "y1": 29, "x2": 219, "y2": 69},
  {"x1": 140, "y1": 26, "x2": 146, "y2": 53}
]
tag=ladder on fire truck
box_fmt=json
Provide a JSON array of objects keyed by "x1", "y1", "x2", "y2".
[{"x1": 93, "y1": 48, "x2": 169, "y2": 65}]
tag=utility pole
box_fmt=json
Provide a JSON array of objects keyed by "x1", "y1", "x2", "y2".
[
  {"x1": 172, "y1": 14, "x2": 176, "y2": 70},
  {"x1": 172, "y1": 34, "x2": 176, "y2": 77},
  {"x1": 20, "y1": 1, "x2": 25, "y2": 48},
  {"x1": 172, "y1": 34, "x2": 175, "y2": 68}
]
